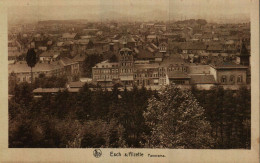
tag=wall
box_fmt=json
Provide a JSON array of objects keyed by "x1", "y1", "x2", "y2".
[{"x1": 216, "y1": 69, "x2": 247, "y2": 85}]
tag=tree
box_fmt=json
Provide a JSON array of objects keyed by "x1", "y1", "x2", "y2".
[
  {"x1": 26, "y1": 48, "x2": 37, "y2": 85},
  {"x1": 143, "y1": 84, "x2": 214, "y2": 148},
  {"x1": 82, "y1": 54, "x2": 103, "y2": 77},
  {"x1": 87, "y1": 40, "x2": 94, "y2": 49}
]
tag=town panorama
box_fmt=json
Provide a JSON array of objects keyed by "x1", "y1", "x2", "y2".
[{"x1": 8, "y1": 18, "x2": 251, "y2": 148}]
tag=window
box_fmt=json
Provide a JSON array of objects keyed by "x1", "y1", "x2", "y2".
[
  {"x1": 237, "y1": 75, "x2": 243, "y2": 83},
  {"x1": 221, "y1": 75, "x2": 227, "y2": 83},
  {"x1": 230, "y1": 75, "x2": 235, "y2": 83}
]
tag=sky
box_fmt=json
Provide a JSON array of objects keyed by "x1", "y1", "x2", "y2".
[{"x1": 7, "y1": 0, "x2": 251, "y2": 24}]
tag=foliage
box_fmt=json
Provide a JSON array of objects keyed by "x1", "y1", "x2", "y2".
[
  {"x1": 8, "y1": 82, "x2": 251, "y2": 149},
  {"x1": 34, "y1": 75, "x2": 68, "y2": 88},
  {"x1": 87, "y1": 40, "x2": 94, "y2": 49},
  {"x1": 192, "y1": 85, "x2": 251, "y2": 149},
  {"x1": 143, "y1": 84, "x2": 214, "y2": 148},
  {"x1": 26, "y1": 48, "x2": 37, "y2": 68},
  {"x1": 82, "y1": 54, "x2": 103, "y2": 77}
]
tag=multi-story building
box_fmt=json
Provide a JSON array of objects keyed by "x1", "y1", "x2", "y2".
[
  {"x1": 92, "y1": 61, "x2": 119, "y2": 86},
  {"x1": 209, "y1": 63, "x2": 248, "y2": 85},
  {"x1": 133, "y1": 63, "x2": 159, "y2": 86},
  {"x1": 118, "y1": 48, "x2": 134, "y2": 86},
  {"x1": 59, "y1": 57, "x2": 80, "y2": 81},
  {"x1": 8, "y1": 61, "x2": 65, "y2": 83}
]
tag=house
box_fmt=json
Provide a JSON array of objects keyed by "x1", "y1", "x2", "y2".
[
  {"x1": 206, "y1": 44, "x2": 224, "y2": 53},
  {"x1": 158, "y1": 42, "x2": 167, "y2": 53},
  {"x1": 118, "y1": 35, "x2": 136, "y2": 49},
  {"x1": 135, "y1": 48, "x2": 154, "y2": 61},
  {"x1": 133, "y1": 63, "x2": 159, "y2": 86},
  {"x1": 209, "y1": 62, "x2": 248, "y2": 86},
  {"x1": 67, "y1": 81, "x2": 86, "y2": 89},
  {"x1": 59, "y1": 57, "x2": 80, "y2": 81},
  {"x1": 73, "y1": 54, "x2": 87, "y2": 76},
  {"x1": 154, "y1": 53, "x2": 163, "y2": 62},
  {"x1": 62, "y1": 33, "x2": 77, "y2": 41},
  {"x1": 166, "y1": 71, "x2": 190, "y2": 85},
  {"x1": 190, "y1": 75, "x2": 216, "y2": 90},
  {"x1": 8, "y1": 51, "x2": 22, "y2": 61},
  {"x1": 146, "y1": 35, "x2": 157, "y2": 42},
  {"x1": 39, "y1": 51, "x2": 60, "y2": 63},
  {"x1": 188, "y1": 65, "x2": 211, "y2": 74},
  {"x1": 178, "y1": 42, "x2": 207, "y2": 54},
  {"x1": 8, "y1": 61, "x2": 64, "y2": 83},
  {"x1": 158, "y1": 55, "x2": 187, "y2": 85},
  {"x1": 92, "y1": 60, "x2": 119, "y2": 86}
]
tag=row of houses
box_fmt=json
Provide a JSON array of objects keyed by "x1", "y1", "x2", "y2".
[
  {"x1": 92, "y1": 48, "x2": 249, "y2": 90},
  {"x1": 8, "y1": 57, "x2": 80, "y2": 83}
]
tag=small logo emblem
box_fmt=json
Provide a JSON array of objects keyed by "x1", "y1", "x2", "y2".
[{"x1": 93, "y1": 149, "x2": 102, "y2": 158}]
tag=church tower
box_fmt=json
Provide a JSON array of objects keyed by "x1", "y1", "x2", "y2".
[{"x1": 239, "y1": 40, "x2": 250, "y2": 66}]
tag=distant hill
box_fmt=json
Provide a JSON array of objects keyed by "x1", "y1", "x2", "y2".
[{"x1": 38, "y1": 19, "x2": 89, "y2": 25}]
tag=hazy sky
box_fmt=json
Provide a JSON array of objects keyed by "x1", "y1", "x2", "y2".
[{"x1": 7, "y1": 0, "x2": 251, "y2": 23}]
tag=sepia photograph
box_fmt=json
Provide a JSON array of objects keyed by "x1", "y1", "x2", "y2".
[{"x1": 1, "y1": 0, "x2": 259, "y2": 162}]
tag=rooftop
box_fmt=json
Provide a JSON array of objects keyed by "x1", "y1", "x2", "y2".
[
  {"x1": 62, "y1": 33, "x2": 77, "y2": 39},
  {"x1": 8, "y1": 61, "x2": 63, "y2": 73},
  {"x1": 59, "y1": 57, "x2": 78, "y2": 66},
  {"x1": 40, "y1": 51, "x2": 60, "y2": 57},
  {"x1": 210, "y1": 62, "x2": 248, "y2": 69},
  {"x1": 167, "y1": 71, "x2": 190, "y2": 79},
  {"x1": 190, "y1": 75, "x2": 216, "y2": 84}
]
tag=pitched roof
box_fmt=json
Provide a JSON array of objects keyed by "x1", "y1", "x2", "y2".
[
  {"x1": 136, "y1": 48, "x2": 154, "y2": 59},
  {"x1": 188, "y1": 65, "x2": 211, "y2": 74},
  {"x1": 160, "y1": 55, "x2": 186, "y2": 66},
  {"x1": 68, "y1": 81, "x2": 85, "y2": 88},
  {"x1": 62, "y1": 33, "x2": 77, "y2": 39},
  {"x1": 59, "y1": 57, "x2": 78, "y2": 66},
  {"x1": 33, "y1": 88, "x2": 65, "y2": 93},
  {"x1": 73, "y1": 54, "x2": 86, "y2": 62},
  {"x1": 154, "y1": 52, "x2": 163, "y2": 58},
  {"x1": 178, "y1": 42, "x2": 207, "y2": 50},
  {"x1": 190, "y1": 75, "x2": 216, "y2": 84},
  {"x1": 207, "y1": 44, "x2": 223, "y2": 51},
  {"x1": 8, "y1": 61, "x2": 63, "y2": 73},
  {"x1": 147, "y1": 35, "x2": 157, "y2": 39},
  {"x1": 210, "y1": 62, "x2": 248, "y2": 69},
  {"x1": 134, "y1": 63, "x2": 159, "y2": 69},
  {"x1": 118, "y1": 35, "x2": 136, "y2": 44},
  {"x1": 167, "y1": 71, "x2": 190, "y2": 79},
  {"x1": 120, "y1": 48, "x2": 132, "y2": 52},
  {"x1": 40, "y1": 51, "x2": 60, "y2": 57},
  {"x1": 8, "y1": 51, "x2": 21, "y2": 57}
]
